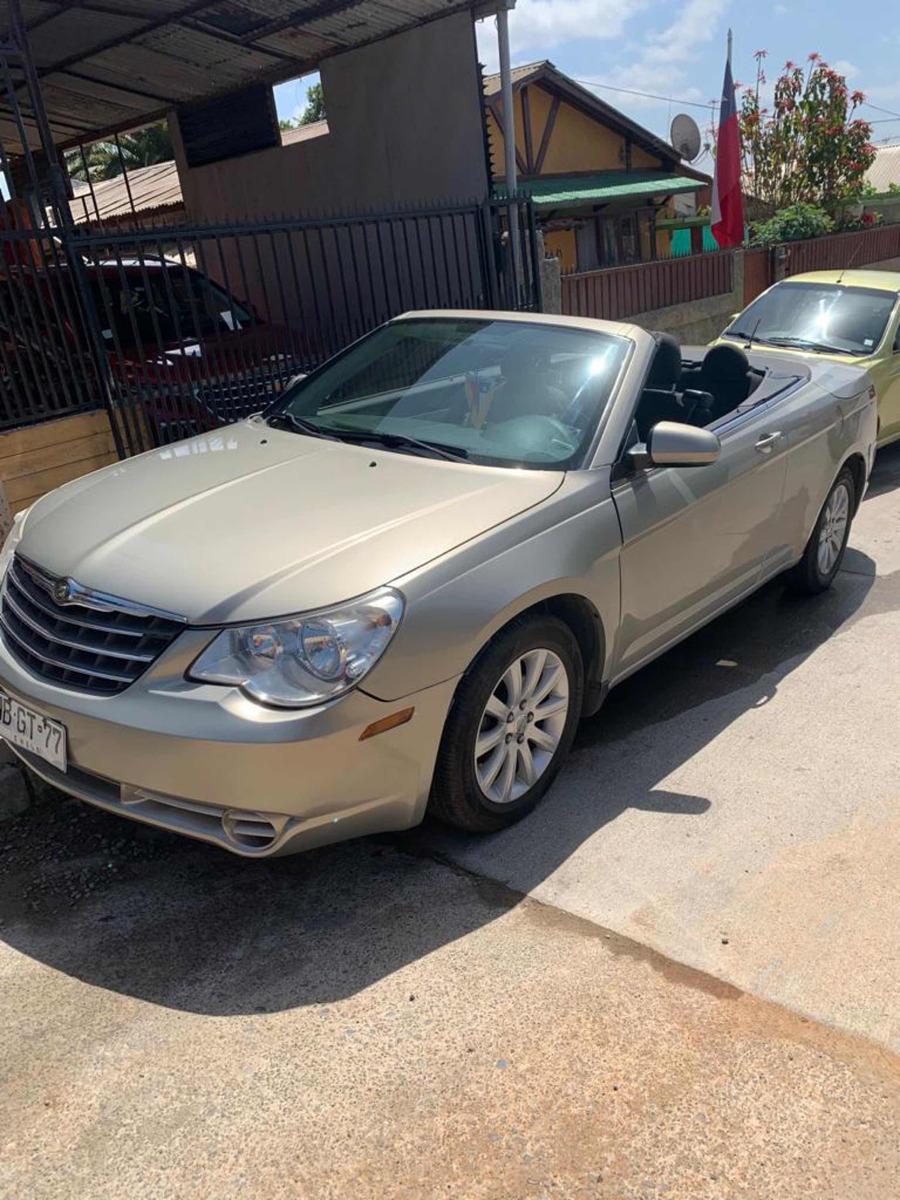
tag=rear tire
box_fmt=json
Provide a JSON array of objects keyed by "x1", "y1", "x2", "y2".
[
  {"x1": 429, "y1": 615, "x2": 583, "y2": 834},
  {"x1": 787, "y1": 466, "x2": 855, "y2": 595}
]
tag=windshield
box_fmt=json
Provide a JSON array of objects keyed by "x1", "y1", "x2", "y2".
[
  {"x1": 91, "y1": 267, "x2": 256, "y2": 352},
  {"x1": 271, "y1": 317, "x2": 630, "y2": 468},
  {"x1": 727, "y1": 281, "x2": 897, "y2": 356}
]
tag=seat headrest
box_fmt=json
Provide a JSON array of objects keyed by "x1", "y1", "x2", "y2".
[
  {"x1": 646, "y1": 332, "x2": 682, "y2": 390},
  {"x1": 702, "y1": 342, "x2": 751, "y2": 383}
]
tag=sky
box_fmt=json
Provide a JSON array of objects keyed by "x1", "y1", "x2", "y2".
[{"x1": 275, "y1": 0, "x2": 900, "y2": 174}]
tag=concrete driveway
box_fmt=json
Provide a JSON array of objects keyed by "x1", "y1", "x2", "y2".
[{"x1": 2, "y1": 446, "x2": 900, "y2": 1199}]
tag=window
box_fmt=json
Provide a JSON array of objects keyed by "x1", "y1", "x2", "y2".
[
  {"x1": 727, "y1": 281, "x2": 897, "y2": 356},
  {"x1": 275, "y1": 317, "x2": 631, "y2": 468},
  {"x1": 91, "y1": 267, "x2": 256, "y2": 351}
]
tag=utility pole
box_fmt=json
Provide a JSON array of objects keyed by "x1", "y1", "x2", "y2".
[{"x1": 496, "y1": 0, "x2": 521, "y2": 301}]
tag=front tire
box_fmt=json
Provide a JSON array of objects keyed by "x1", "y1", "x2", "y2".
[
  {"x1": 429, "y1": 615, "x2": 584, "y2": 833},
  {"x1": 788, "y1": 466, "x2": 855, "y2": 595}
]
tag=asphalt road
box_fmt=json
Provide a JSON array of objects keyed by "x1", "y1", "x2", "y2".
[{"x1": 2, "y1": 445, "x2": 900, "y2": 1199}]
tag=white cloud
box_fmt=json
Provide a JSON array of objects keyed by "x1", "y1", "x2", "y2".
[
  {"x1": 642, "y1": 0, "x2": 728, "y2": 66},
  {"x1": 476, "y1": 0, "x2": 638, "y2": 71},
  {"x1": 575, "y1": 0, "x2": 727, "y2": 119},
  {"x1": 832, "y1": 59, "x2": 859, "y2": 80},
  {"x1": 773, "y1": 3, "x2": 789, "y2": 14}
]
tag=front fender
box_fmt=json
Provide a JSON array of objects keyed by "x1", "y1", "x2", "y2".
[{"x1": 362, "y1": 472, "x2": 623, "y2": 703}]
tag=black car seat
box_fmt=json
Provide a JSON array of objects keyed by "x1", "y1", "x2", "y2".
[
  {"x1": 634, "y1": 332, "x2": 683, "y2": 441},
  {"x1": 694, "y1": 343, "x2": 753, "y2": 421}
]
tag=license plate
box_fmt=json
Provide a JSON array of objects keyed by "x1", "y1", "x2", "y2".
[{"x1": 0, "y1": 691, "x2": 66, "y2": 772}]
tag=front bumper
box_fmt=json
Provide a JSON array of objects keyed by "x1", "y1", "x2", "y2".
[{"x1": 0, "y1": 625, "x2": 456, "y2": 856}]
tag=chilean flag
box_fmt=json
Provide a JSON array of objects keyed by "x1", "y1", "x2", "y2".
[{"x1": 711, "y1": 48, "x2": 744, "y2": 247}]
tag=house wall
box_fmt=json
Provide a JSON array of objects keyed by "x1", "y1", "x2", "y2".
[
  {"x1": 486, "y1": 83, "x2": 668, "y2": 181},
  {"x1": 173, "y1": 12, "x2": 488, "y2": 223},
  {"x1": 545, "y1": 229, "x2": 577, "y2": 271}
]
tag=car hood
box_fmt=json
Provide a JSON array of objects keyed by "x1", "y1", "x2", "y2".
[{"x1": 19, "y1": 419, "x2": 564, "y2": 624}]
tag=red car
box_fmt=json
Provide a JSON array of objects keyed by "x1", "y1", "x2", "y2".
[{"x1": 0, "y1": 255, "x2": 301, "y2": 444}]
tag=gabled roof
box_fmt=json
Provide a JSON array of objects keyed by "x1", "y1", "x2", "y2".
[{"x1": 483, "y1": 60, "x2": 709, "y2": 183}]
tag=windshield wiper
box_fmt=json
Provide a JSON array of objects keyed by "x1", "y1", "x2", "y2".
[
  {"x1": 726, "y1": 329, "x2": 775, "y2": 346},
  {"x1": 266, "y1": 411, "x2": 341, "y2": 440},
  {"x1": 319, "y1": 426, "x2": 470, "y2": 462},
  {"x1": 764, "y1": 335, "x2": 865, "y2": 356}
]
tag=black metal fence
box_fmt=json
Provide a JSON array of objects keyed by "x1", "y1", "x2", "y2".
[
  {"x1": 0, "y1": 6, "x2": 544, "y2": 456},
  {"x1": 0, "y1": 197, "x2": 543, "y2": 454}
]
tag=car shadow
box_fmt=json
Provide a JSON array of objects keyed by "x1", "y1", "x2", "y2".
[{"x1": 2, "y1": 541, "x2": 890, "y2": 1016}]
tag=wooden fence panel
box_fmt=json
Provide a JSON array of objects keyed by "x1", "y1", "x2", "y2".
[
  {"x1": 743, "y1": 247, "x2": 772, "y2": 305},
  {"x1": 784, "y1": 224, "x2": 900, "y2": 277},
  {"x1": 561, "y1": 251, "x2": 734, "y2": 322},
  {"x1": 0, "y1": 410, "x2": 117, "y2": 515}
]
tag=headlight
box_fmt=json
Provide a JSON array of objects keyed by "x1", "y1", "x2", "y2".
[
  {"x1": 0, "y1": 508, "x2": 29, "y2": 580},
  {"x1": 188, "y1": 588, "x2": 404, "y2": 708}
]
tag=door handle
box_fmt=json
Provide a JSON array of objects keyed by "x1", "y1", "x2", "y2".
[{"x1": 755, "y1": 431, "x2": 783, "y2": 453}]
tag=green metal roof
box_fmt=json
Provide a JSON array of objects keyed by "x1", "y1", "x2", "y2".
[{"x1": 501, "y1": 171, "x2": 704, "y2": 208}]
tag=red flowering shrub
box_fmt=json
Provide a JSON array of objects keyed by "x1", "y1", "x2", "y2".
[{"x1": 738, "y1": 53, "x2": 875, "y2": 211}]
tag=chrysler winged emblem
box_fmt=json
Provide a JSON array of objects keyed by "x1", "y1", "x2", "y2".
[{"x1": 53, "y1": 578, "x2": 73, "y2": 605}]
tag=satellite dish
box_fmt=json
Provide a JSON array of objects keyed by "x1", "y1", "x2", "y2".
[{"x1": 670, "y1": 113, "x2": 702, "y2": 162}]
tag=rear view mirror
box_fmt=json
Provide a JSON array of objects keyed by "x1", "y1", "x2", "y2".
[{"x1": 629, "y1": 421, "x2": 721, "y2": 470}]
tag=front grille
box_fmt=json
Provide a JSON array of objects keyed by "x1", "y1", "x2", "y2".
[
  {"x1": 198, "y1": 369, "x2": 286, "y2": 421},
  {"x1": 0, "y1": 556, "x2": 184, "y2": 696}
]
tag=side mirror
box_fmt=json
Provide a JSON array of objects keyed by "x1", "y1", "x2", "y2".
[{"x1": 629, "y1": 421, "x2": 721, "y2": 470}]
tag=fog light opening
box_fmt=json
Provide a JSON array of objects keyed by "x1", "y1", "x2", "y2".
[{"x1": 221, "y1": 809, "x2": 279, "y2": 850}]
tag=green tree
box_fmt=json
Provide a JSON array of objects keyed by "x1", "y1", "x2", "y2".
[
  {"x1": 739, "y1": 53, "x2": 875, "y2": 211},
  {"x1": 299, "y1": 81, "x2": 325, "y2": 125},
  {"x1": 65, "y1": 121, "x2": 174, "y2": 183}
]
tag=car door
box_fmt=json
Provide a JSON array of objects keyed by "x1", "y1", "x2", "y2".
[
  {"x1": 873, "y1": 321, "x2": 900, "y2": 442},
  {"x1": 610, "y1": 410, "x2": 790, "y2": 681},
  {"x1": 771, "y1": 365, "x2": 875, "y2": 561}
]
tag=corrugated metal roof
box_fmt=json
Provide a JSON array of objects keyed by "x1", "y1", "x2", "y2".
[
  {"x1": 282, "y1": 118, "x2": 329, "y2": 145},
  {"x1": 1, "y1": 0, "x2": 492, "y2": 155},
  {"x1": 70, "y1": 160, "x2": 184, "y2": 223},
  {"x1": 866, "y1": 143, "x2": 900, "y2": 194},
  {"x1": 482, "y1": 61, "x2": 548, "y2": 97},
  {"x1": 504, "y1": 171, "x2": 704, "y2": 207},
  {"x1": 67, "y1": 118, "x2": 330, "y2": 221}
]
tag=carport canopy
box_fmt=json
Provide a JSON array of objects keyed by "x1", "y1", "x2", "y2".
[{"x1": 0, "y1": 0, "x2": 498, "y2": 156}]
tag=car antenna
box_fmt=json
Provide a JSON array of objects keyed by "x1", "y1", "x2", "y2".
[
  {"x1": 836, "y1": 243, "x2": 863, "y2": 285},
  {"x1": 744, "y1": 317, "x2": 761, "y2": 350}
]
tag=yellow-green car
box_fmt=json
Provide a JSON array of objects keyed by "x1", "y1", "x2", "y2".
[{"x1": 719, "y1": 269, "x2": 900, "y2": 448}]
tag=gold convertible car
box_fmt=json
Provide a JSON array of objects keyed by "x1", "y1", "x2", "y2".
[{"x1": 0, "y1": 312, "x2": 877, "y2": 855}]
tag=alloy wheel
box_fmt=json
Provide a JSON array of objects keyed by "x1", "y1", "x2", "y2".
[
  {"x1": 474, "y1": 648, "x2": 570, "y2": 805},
  {"x1": 817, "y1": 481, "x2": 851, "y2": 576}
]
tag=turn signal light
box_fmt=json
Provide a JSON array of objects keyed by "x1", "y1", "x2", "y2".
[{"x1": 359, "y1": 706, "x2": 415, "y2": 740}]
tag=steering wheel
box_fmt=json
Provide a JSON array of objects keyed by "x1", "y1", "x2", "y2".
[{"x1": 485, "y1": 414, "x2": 576, "y2": 459}]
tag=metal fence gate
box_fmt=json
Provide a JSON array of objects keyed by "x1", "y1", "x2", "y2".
[{"x1": 0, "y1": 11, "x2": 542, "y2": 455}]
